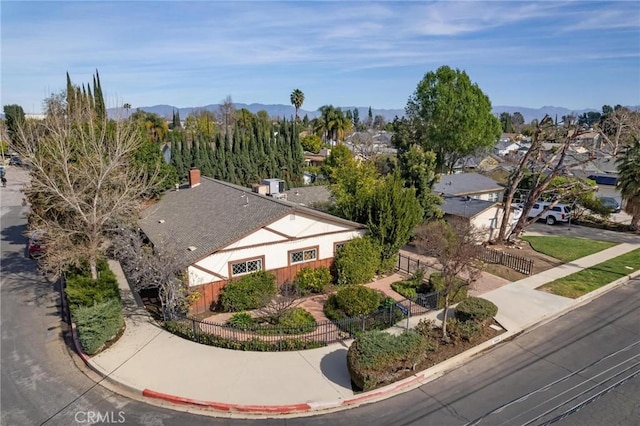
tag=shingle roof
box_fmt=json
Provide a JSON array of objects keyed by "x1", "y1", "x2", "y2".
[
  {"x1": 139, "y1": 177, "x2": 362, "y2": 266},
  {"x1": 283, "y1": 186, "x2": 332, "y2": 207},
  {"x1": 433, "y1": 173, "x2": 503, "y2": 196},
  {"x1": 441, "y1": 196, "x2": 498, "y2": 218}
]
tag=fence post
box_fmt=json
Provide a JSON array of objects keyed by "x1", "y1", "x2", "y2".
[
  {"x1": 191, "y1": 318, "x2": 197, "y2": 342},
  {"x1": 362, "y1": 315, "x2": 366, "y2": 332},
  {"x1": 406, "y1": 300, "x2": 411, "y2": 330}
]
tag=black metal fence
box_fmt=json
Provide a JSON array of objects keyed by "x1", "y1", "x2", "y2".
[
  {"x1": 397, "y1": 252, "x2": 434, "y2": 275},
  {"x1": 164, "y1": 291, "x2": 440, "y2": 352},
  {"x1": 478, "y1": 247, "x2": 533, "y2": 275},
  {"x1": 398, "y1": 249, "x2": 533, "y2": 277}
]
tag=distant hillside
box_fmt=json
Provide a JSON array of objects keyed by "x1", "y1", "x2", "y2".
[{"x1": 108, "y1": 104, "x2": 639, "y2": 124}]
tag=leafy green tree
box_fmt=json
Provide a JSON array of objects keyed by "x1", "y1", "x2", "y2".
[
  {"x1": 321, "y1": 143, "x2": 354, "y2": 183},
  {"x1": 403, "y1": 65, "x2": 501, "y2": 173},
  {"x1": 330, "y1": 160, "x2": 379, "y2": 224},
  {"x1": 131, "y1": 110, "x2": 169, "y2": 142},
  {"x1": 301, "y1": 134, "x2": 323, "y2": 153},
  {"x1": 290, "y1": 89, "x2": 305, "y2": 122},
  {"x1": 367, "y1": 173, "x2": 424, "y2": 270},
  {"x1": 511, "y1": 112, "x2": 525, "y2": 133},
  {"x1": 2, "y1": 104, "x2": 25, "y2": 145},
  {"x1": 393, "y1": 122, "x2": 443, "y2": 220},
  {"x1": 499, "y1": 112, "x2": 513, "y2": 133},
  {"x1": 616, "y1": 140, "x2": 640, "y2": 230}
]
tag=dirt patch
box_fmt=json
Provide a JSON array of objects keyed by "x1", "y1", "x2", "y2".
[{"x1": 482, "y1": 240, "x2": 564, "y2": 281}]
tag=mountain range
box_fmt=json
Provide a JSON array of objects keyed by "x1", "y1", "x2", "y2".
[{"x1": 109, "y1": 103, "x2": 625, "y2": 124}]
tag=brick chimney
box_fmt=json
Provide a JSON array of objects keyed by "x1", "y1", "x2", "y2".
[{"x1": 188, "y1": 168, "x2": 201, "y2": 188}]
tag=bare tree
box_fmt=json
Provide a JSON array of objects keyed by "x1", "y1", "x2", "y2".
[
  {"x1": 256, "y1": 282, "x2": 302, "y2": 324},
  {"x1": 495, "y1": 115, "x2": 595, "y2": 243},
  {"x1": 349, "y1": 132, "x2": 376, "y2": 158},
  {"x1": 595, "y1": 107, "x2": 640, "y2": 155},
  {"x1": 109, "y1": 227, "x2": 194, "y2": 318},
  {"x1": 14, "y1": 96, "x2": 161, "y2": 280},
  {"x1": 218, "y1": 95, "x2": 236, "y2": 137},
  {"x1": 413, "y1": 220, "x2": 484, "y2": 341}
]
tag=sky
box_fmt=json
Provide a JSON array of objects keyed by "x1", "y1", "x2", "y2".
[{"x1": 2, "y1": 1, "x2": 639, "y2": 115}]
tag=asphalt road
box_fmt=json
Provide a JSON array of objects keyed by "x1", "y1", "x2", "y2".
[{"x1": 1, "y1": 165, "x2": 638, "y2": 425}]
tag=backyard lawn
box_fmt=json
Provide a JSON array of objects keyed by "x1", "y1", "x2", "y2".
[
  {"x1": 538, "y1": 248, "x2": 640, "y2": 298},
  {"x1": 521, "y1": 236, "x2": 617, "y2": 262}
]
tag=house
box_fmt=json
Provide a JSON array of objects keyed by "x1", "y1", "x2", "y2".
[
  {"x1": 494, "y1": 141, "x2": 521, "y2": 156},
  {"x1": 433, "y1": 172, "x2": 504, "y2": 202},
  {"x1": 139, "y1": 169, "x2": 366, "y2": 314},
  {"x1": 441, "y1": 196, "x2": 521, "y2": 241}
]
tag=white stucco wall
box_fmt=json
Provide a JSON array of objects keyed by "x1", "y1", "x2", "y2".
[{"x1": 187, "y1": 213, "x2": 366, "y2": 286}]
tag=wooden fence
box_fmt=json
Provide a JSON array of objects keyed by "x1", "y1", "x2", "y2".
[{"x1": 478, "y1": 247, "x2": 533, "y2": 275}]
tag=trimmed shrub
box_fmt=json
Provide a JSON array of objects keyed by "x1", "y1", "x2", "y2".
[
  {"x1": 164, "y1": 319, "x2": 325, "y2": 351},
  {"x1": 294, "y1": 266, "x2": 332, "y2": 294},
  {"x1": 428, "y1": 272, "x2": 468, "y2": 308},
  {"x1": 228, "y1": 312, "x2": 254, "y2": 329},
  {"x1": 277, "y1": 307, "x2": 316, "y2": 334},
  {"x1": 334, "y1": 237, "x2": 381, "y2": 285},
  {"x1": 219, "y1": 271, "x2": 277, "y2": 312},
  {"x1": 447, "y1": 318, "x2": 481, "y2": 342},
  {"x1": 347, "y1": 330, "x2": 428, "y2": 391},
  {"x1": 65, "y1": 261, "x2": 120, "y2": 308},
  {"x1": 334, "y1": 285, "x2": 382, "y2": 317},
  {"x1": 74, "y1": 298, "x2": 125, "y2": 355},
  {"x1": 455, "y1": 297, "x2": 498, "y2": 324}
]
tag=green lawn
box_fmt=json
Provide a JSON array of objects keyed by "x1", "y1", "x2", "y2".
[
  {"x1": 538, "y1": 248, "x2": 640, "y2": 298},
  {"x1": 521, "y1": 236, "x2": 617, "y2": 262}
]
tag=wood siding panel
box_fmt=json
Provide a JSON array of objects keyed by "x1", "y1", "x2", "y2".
[{"x1": 188, "y1": 258, "x2": 335, "y2": 315}]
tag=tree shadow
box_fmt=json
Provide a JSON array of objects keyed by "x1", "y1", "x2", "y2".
[{"x1": 320, "y1": 348, "x2": 352, "y2": 388}]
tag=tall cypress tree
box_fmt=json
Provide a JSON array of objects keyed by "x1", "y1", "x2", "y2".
[
  {"x1": 93, "y1": 70, "x2": 106, "y2": 119},
  {"x1": 66, "y1": 72, "x2": 76, "y2": 115}
]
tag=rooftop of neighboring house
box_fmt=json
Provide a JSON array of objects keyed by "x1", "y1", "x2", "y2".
[
  {"x1": 139, "y1": 172, "x2": 362, "y2": 267},
  {"x1": 283, "y1": 185, "x2": 332, "y2": 208},
  {"x1": 433, "y1": 172, "x2": 504, "y2": 197},
  {"x1": 440, "y1": 196, "x2": 498, "y2": 219}
]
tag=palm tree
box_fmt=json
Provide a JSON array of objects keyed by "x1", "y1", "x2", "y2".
[
  {"x1": 290, "y1": 89, "x2": 305, "y2": 122},
  {"x1": 123, "y1": 103, "x2": 131, "y2": 118},
  {"x1": 616, "y1": 140, "x2": 640, "y2": 230}
]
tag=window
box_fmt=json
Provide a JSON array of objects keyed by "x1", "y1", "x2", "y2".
[
  {"x1": 488, "y1": 192, "x2": 500, "y2": 202},
  {"x1": 334, "y1": 241, "x2": 347, "y2": 255},
  {"x1": 230, "y1": 258, "x2": 263, "y2": 277},
  {"x1": 289, "y1": 247, "x2": 317, "y2": 265}
]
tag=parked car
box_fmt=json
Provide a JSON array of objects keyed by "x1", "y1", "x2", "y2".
[
  {"x1": 527, "y1": 202, "x2": 571, "y2": 225},
  {"x1": 27, "y1": 231, "x2": 45, "y2": 258},
  {"x1": 9, "y1": 155, "x2": 22, "y2": 166},
  {"x1": 599, "y1": 196, "x2": 621, "y2": 213}
]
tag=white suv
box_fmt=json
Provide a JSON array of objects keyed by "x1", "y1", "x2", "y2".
[{"x1": 527, "y1": 202, "x2": 571, "y2": 225}]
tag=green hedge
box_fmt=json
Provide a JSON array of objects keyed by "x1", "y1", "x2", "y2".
[
  {"x1": 454, "y1": 297, "x2": 498, "y2": 324},
  {"x1": 227, "y1": 312, "x2": 254, "y2": 329},
  {"x1": 334, "y1": 237, "x2": 381, "y2": 285},
  {"x1": 347, "y1": 330, "x2": 429, "y2": 391},
  {"x1": 165, "y1": 319, "x2": 325, "y2": 351},
  {"x1": 428, "y1": 272, "x2": 468, "y2": 308},
  {"x1": 294, "y1": 266, "x2": 332, "y2": 294},
  {"x1": 74, "y1": 298, "x2": 125, "y2": 355},
  {"x1": 65, "y1": 260, "x2": 120, "y2": 308},
  {"x1": 219, "y1": 271, "x2": 277, "y2": 312}
]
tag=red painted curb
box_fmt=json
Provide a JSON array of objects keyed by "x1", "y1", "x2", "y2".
[{"x1": 142, "y1": 389, "x2": 312, "y2": 414}]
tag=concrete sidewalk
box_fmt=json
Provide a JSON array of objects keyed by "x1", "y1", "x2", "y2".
[{"x1": 78, "y1": 243, "x2": 640, "y2": 418}]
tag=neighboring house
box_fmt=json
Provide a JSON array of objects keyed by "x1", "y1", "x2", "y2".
[
  {"x1": 440, "y1": 196, "x2": 515, "y2": 241},
  {"x1": 494, "y1": 141, "x2": 521, "y2": 156},
  {"x1": 433, "y1": 172, "x2": 504, "y2": 202},
  {"x1": 139, "y1": 170, "x2": 366, "y2": 314},
  {"x1": 304, "y1": 147, "x2": 331, "y2": 167},
  {"x1": 283, "y1": 185, "x2": 332, "y2": 208}
]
